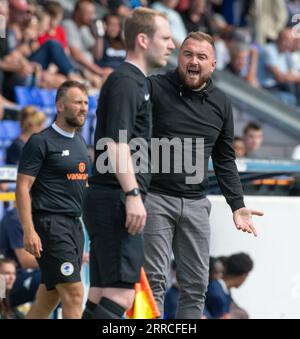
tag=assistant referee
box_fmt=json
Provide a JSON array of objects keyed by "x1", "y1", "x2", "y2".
[{"x1": 16, "y1": 81, "x2": 89, "y2": 319}]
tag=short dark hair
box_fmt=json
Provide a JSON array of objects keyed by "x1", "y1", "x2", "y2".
[
  {"x1": 225, "y1": 253, "x2": 253, "y2": 277},
  {"x1": 243, "y1": 122, "x2": 262, "y2": 135},
  {"x1": 182, "y1": 31, "x2": 215, "y2": 50},
  {"x1": 55, "y1": 80, "x2": 88, "y2": 103},
  {"x1": 0, "y1": 258, "x2": 16, "y2": 269},
  {"x1": 124, "y1": 8, "x2": 167, "y2": 51}
]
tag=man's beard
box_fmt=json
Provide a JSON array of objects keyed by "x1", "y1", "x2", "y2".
[
  {"x1": 65, "y1": 115, "x2": 85, "y2": 128},
  {"x1": 178, "y1": 66, "x2": 208, "y2": 90}
]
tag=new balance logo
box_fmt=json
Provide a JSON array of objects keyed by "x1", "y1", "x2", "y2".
[
  {"x1": 62, "y1": 150, "x2": 70, "y2": 157},
  {"x1": 144, "y1": 93, "x2": 150, "y2": 101}
]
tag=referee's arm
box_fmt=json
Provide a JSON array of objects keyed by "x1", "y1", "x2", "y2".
[
  {"x1": 16, "y1": 174, "x2": 43, "y2": 258},
  {"x1": 107, "y1": 141, "x2": 147, "y2": 236}
]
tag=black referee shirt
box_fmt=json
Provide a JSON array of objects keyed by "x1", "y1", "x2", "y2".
[
  {"x1": 18, "y1": 126, "x2": 89, "y2": 217},
  {"x1": 148, "y1": 70, "x2": 245, "y2": 212},
  {"x1": 90, "y1": 62, "x2": 152, "y2": 194}
]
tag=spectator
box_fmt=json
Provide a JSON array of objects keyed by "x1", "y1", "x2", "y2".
[
  {"x1": 243, "y1": 122, "x2": 263, "y2": 158},
  {"x1": 0, "y1": 258, "x2": 24, "y2": 318},
  {"x1": 227, "y1": 42, "x2": 259, "y2": 86},
  {"x1": 205, "y1": 253, "x2": 253, "y2": 319},
  {"x1": 259, "y1": 28, "x2": 300, "y2": 106},
  {"x1": 6, "y1": 106, "x2": 46, "y2": 165},
  {"x1": 233, "y1": 136, "x2": 246, "y2": 158},
  {"x1": 95, "y1": 14, "x2": 126, "y2": 69},
  {"x1": 38, "y1": 1, "x2": 69, "y2": 51},
  {"x1": 108, "y1": 0, "x2": 132, "y2": 17},
  {"x1": 19, "y1": 11, "x2": 81, "y2": 87},
  {"x1": 63, "y1": 0, "x2": 113, "y2": 86},
  {"x1": 1, "y1": 1, "x2": 79, "y2": 99},
  {"x1": 217, "y1": 0, "x2": 252, "y2": 27},
  {"x1": 8, "y1": 0, "x2": 33, "y2": 47},
  {"x1": 181, "y1": 0, "x2": 213, "y2": 34},
  {"x1": 0, "y1": 0, "x2": 37, "y2": 100},
  {"x1": 0, "y1": 208, "x2": 41, "y2": 308},
  {"x1": 250, "y1": 0, "x2": 288, "y2": 45},
  {"x1": 209, "y1": 257, "x2": 225, "y2": 281}
]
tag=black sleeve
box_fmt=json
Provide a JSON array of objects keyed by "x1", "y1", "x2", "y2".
[
  {"x1": 211, "y1": 96, "x2": 245, "y2": 212},
  {"x1": 18, "y1": 134, "x2": 47, "y2": 177},
  {"x1": 104, "y1": 76, "x2": 139, "y2": 142}
]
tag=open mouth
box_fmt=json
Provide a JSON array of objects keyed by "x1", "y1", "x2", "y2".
[{"x1": 187, "y1": 69, "x2": 200, "y2": 77}]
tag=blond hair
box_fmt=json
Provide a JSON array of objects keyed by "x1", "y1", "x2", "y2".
[
  {"x1": 124, "y1": 8, "x2": 167, "y2": 51},
  {"x1": 19, "y1": 106, "x2": 46, "y2": 134}
]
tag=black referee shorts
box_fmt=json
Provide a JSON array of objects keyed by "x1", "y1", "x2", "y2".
[
  {"x1": 83, "y1": 186, "x2": 144, "y2": 288},
  {"x1": 32, "y1": 213, "x2": 84, "y2": 291}
]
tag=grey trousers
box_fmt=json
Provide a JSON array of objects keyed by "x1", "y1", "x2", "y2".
[{"x1": 144, "y1": 192, "x2": 211, "y2": 319}]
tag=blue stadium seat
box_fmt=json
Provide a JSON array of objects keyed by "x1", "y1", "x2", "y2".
[
  {"x1": 14, "y1": 86, "x2": 33, "y2": 106},
  {"x1": 14, "y1": 86, "x2": 57, "y2": 112},
  {"x1": 29, "y1": 87, "x2": 43, "y2": 107},
  {"x1": 0, "y1": 122, "x2": 12, "y2": 148},
  {"x1": 81, "y1": 115, "x2": 91, "y2": 145},
  {"x1": 37, "y1": 88, "x2": 57, "y2": 109},
  {"x1": 1, "y1": 120, "x2": 21, "y2": 140},
  {"x1": 88, "y1": 95, "x2": 98, "y2": 113}
]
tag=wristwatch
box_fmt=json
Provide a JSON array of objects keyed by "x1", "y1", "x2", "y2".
[{"x1": 125, "y1": 188, "x2": 141, "y2": 197}]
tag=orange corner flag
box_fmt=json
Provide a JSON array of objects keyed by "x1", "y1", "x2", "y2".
[{"x1": 126, "y1": 267, "x2": 160, "y2": 319}]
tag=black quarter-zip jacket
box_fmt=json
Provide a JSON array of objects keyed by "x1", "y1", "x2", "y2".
[{"x1": 148, "y1": 70, "x2": 245, "y2": 212}]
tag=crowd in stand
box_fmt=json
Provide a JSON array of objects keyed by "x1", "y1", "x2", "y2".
[
  {"x1": 0, "y1": 0, "x2": 299, "y2": 146},
  {"x1": 0, "y1": 0, "x2": 299, "y2": 108}
]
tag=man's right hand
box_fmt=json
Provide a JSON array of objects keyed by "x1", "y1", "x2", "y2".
[
  {"x1": 23, "y1": 229, "x2": 43, "y2": 258},
  {"x1": 125, "y1": 196, "x2": 147, "y2": 236}
]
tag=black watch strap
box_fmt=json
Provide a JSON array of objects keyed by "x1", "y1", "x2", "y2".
[{"x1": 125, "y1": 188, "x2": 141, "y2": 197}]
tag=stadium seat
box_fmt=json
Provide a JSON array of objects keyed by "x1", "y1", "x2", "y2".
[
  {"x1": 36, "y1": 88, "x2": 57, "y2": 109},
  {"x1": 81, "y1": 115, "x2": 91, "y2": 145},
  {"x1": 88, "y1": 95, "x2": 98, "y2": 113},
  {"x1": 1, "y1": 120, "x2": 21, "y2": 140},
  {"x1": 14, "y1": 86, "x2": 33, "y2": 106},
  {"x1": 14, "y1": 86, "x2": 57, "y2": 112}
]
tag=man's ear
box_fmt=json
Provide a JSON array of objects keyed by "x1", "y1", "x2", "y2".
[
  {"x1": 212, "y1": 59, "x2": 217, "y2": 71},
  {"x1": 136, "y1": 33, "x2": 149, "y2": 50},
  {"x1": 56, "y1": 100, "x2": 63, "y2": 114}
]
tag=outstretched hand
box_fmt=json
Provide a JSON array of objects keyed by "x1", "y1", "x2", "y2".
[{"x1": 233, "y1": 208, "x2": 264, "y2": 237}]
